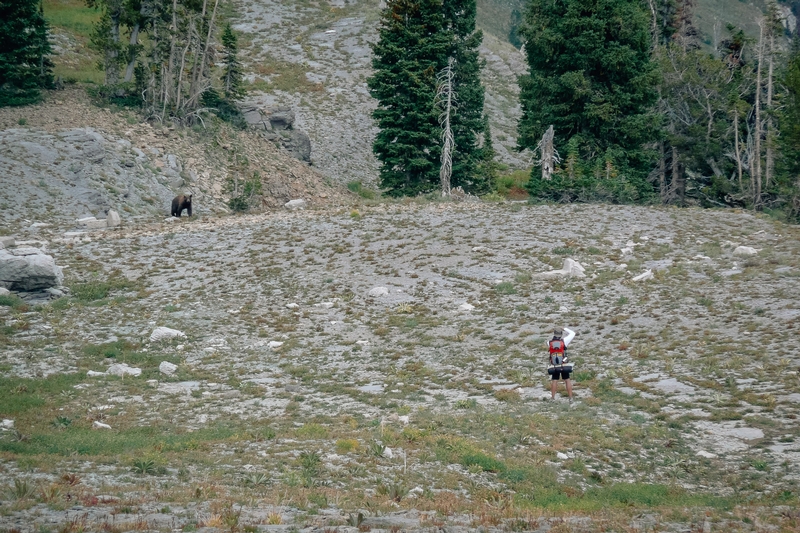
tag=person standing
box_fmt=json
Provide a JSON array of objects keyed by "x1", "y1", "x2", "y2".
[{"x1": 547, "y1": 326, "x2": 575, "y2": 402}]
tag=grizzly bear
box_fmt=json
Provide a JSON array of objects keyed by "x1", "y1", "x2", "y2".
[{"x1": 171, "y1": 194, "x2": 192, "y2": 217}]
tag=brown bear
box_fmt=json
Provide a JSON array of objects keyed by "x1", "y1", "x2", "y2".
[{"x1": 171, "y1": 194, "x2": 192, "y2": 217}]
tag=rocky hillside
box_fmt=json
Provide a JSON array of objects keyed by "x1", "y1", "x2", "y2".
[
  {"x1": 233, "y1": 0, "x2": 529, "y2": 188},
  {"x1": 1, "y1": 201, "x2": 799, "y2": 531},
  {"x1": 0, "y1": 88, "x2": 348, "y2": 234}
]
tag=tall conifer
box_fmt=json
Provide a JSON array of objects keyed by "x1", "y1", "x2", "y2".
[
  {"x1": 518, "y1": 0, "x2": 658, "y2": 202},
  {"x1": 0, "y1": 0, "x2": 53, "y2": 106},
  {"x1": 368, "y1": 0, "x2": 488, "y2": 197}
]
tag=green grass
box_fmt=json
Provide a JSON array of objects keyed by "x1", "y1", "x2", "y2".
[
  {"x1": 69, "y1": 275, "x2": 136, "y2": 302},
  {"x1": 0, "y1": 373, "x2": 85, "y2": 416},
  {"x1": 0, "y1": 423, "x2": 237, "y2": 456},
  {"x1": 44, "y1": 0, "x2": 99, "y2": 38}
]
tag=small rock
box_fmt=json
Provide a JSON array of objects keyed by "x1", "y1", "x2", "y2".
[
  {"x1": 268, "y1": 341, "x2": 284, "y2": 350},
  {"x1": 86, "y1": 370, "x2": 105, "y2": 377},
  {"x1": 146, "y1": 379, "x2": 159, "y2": 387},
  {"x1": 315, "y1": 301, "x2": 334, "y2": 308},
  {"x1": 356, "y1": 340, "x2": 369, "y2": 346},
  {"x1": 733, "y1": 246, "x2": 758, "y2": 256},
  {"x1": 0, "y1": 236, "x2": 15, "y2": 249},
  {"x1": 632, "y1": 269, "x2": 653, "y2": 282},
  {"x1": 149, "y1": 326, "x2": 186, "y2": 342},
  {"x1": 459, "y1": 303, "x2": 475, "y2": 311},
  {"x1": 159, "y1": 361, "x2": 178, "y2": 375},
  {"x1": 284, "y1": 199, "x2": 307, "y2": 210},
  {"x1": 556, "y1": 452, "x2": 569, "y2": 460},
  {"x1": 398, "y1": 415, "x2": 409, "y2": 425},
  {"x1": 106, "y1": 363, "x2": 142, "y2": 377},
  {"x1": 164, "y1": 217, "x2": 177, "y2": 223},
  {"x1": 45, "y1": 287, "x2": 65, "y2": 298},
  {"x1": 286, "y1": 302, "x2": 299, "y2": 309},
  {"x1": 92, "y1": 421, "x2": 112, "y2": 430},
  {"x1": 0, "y1": 288, "x2": 10, "y2": 297},
  {"x1": 383, "y1": 447, "x2": 394, "y2": 459},
  {"x1": 534, "y1": 258, "x2": 586, "y2": 279},
  {"x1": 368, "y1": 287, "x2": 389, "y2": 297},
  {"x1": 106, "y1": 210, "x2": 121, "y2": 228},
  {"x1": 696, "y1": 450, "x2": 717, "y2": 459},
  {"x1": 1, "y1": 419, "x2": 14, "y2": 429}
]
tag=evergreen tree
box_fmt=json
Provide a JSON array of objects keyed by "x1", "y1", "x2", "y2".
[
  {"x1": 221, "y1": 23, "x2": 244, "y2": 100},
  {"x1": 518, "y1": 0, "x2": 659, "y2": 203},
  {"x1": 368, "y1": 0, "x2": 488, "y2": 197},
  {"x1": 0, "y1": 0, "x2": 53, "y2": 106}
]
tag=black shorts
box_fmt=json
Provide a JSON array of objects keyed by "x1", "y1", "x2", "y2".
[{"x1": 551, "y1": 370, "x2": 571, "y2": 381}]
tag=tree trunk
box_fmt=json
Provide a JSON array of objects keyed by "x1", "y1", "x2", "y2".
[
  {"x1": 123, "y1": 23, "x2": 141, "y2": 83},
  {"x1": 754, "y1": 21, "x2": 764, "y2": 208},
  {"x1": 436, "y1": 57, "x2": 455, "y2": 195},
  {"x1": 734, "y1": 107, "x2": 744, "y2": 195},
  {"x1": 765, "y1": 24, "x2": 775, "y2": 191},
  {"x1": 659, "y1": 141, "x2": 666, "y2": 203},
  {"x1": 541, "y1": 125, "x2": 555, "y2": 181}
]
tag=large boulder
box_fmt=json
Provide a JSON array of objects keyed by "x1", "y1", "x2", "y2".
[
  {"x1": 240, "y1": 105, "x2": 312, "y2": 163},
  {"x1": 0, "y1": 247, "x2": 63, "y2": 291}
]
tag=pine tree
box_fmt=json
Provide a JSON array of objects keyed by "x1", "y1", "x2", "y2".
[
  {"x1": 221, "y1": 23, "x2": 244, "y2": 100},
  {"x1": 0, "y1": 0, "x2": 53, "y2": 106},
  {"x1": 368, "y1": 0, "x2": 488, "y2": 197},
  {"x1": 518, "y1": 0, "x2": 659, "y2": 203},
  {"x1": 368, "y1": 0, "x2": 451, "y2": 196}
]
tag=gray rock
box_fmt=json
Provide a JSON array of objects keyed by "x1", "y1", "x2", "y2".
[
  {"x1": 76, "y1": 216, "x2": 107, "y2": 229},
  {"x1": 106, "y1": 209, "x2": 121, "y2": 227},
  {"x1": 44, "y1": 287, "x2": 65, "y2": 298},
  {"x1": 106, "y1": 363, "x2": 142, "y2": 377},
  {"x1": 0, "y1": 236, "x2": 14, "y2": 249},
  {"x1": 733, "y1": 245, "x2": 758, "y2": 256},
  {"x1": 0, "y1": 248, "x2": 63, "y2": 291},
  {"x1": 284, "y1": 199, "x2": 306, "y2": 210},
  {"x1": 150, "y1": 326, "x2": 186, "y2": 342},
  {"x1": 368, "y1": 286, "x2": 389, "y2": 297},
  {"x1": 159, "y1": 361, "x2": 178, "y2": 375},
  {"x1": 0, "y1": 287, "x2": 10, "y2": 297},
  {"x1": 279, "y1": 129, "x2": 312, "y2": 163}
]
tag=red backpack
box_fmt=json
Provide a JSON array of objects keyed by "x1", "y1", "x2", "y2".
[{"x1": 549, "y1": 339, "x2": 567, "y2": 365}]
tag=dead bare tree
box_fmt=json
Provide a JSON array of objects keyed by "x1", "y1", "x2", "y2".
[
  {"x1": 536, "y1": 125, "x2": 559, "y2": 181},
  {"x1": 435, "y1": 57, "x2": 456, "y2": 196}
]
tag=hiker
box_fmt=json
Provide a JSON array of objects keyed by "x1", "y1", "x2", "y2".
[{"x1": 547, "y1": 326, "x2": 575, "y2": 402}]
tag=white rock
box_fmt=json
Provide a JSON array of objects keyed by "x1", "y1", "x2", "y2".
[
  {"x1": 368, "y1": 286, "x2": 389, "y2": 297},
  {"x1": 1, "y1": 419, "x2": 14, "y2": 429},
  {"x1": 534, "y1": 258, "x2": 586, "y2": 279},
  {"x1": 620, "y1": 247, "x2": 634, "y2": 256},
  {"x1": 356, "y1": 340, "x2": 370, "y2": 346},
  {"x1": 87, "y1": 370, "x2": 106, "y2": 377},
  {"x1": 164, "y1": 217, "x2": 178, "y2": 223},
  {"x1": 176, "y1": 344, "x2": 184, "y2": 351},
  {"x1": 383, "y1": 447, "x2": 394, "y2": 459},
  {"x1": 149, "y1": 326, "x2": 186, "y2": 342},
  {"x1": 398, "y1": 415, "x2": 409, "y2": 425},
  {"x1": 284, "y1": 199, "x2": 307, "y2": 210},
  {"x1": 146, "y1": 379, "x2": 159, "y2": 387},
  {"x1": 286, "y1": 302, "x2": 299, "y2": 309},
  {"x1": 556, "y1": 452, "x2": 569, "y2": 460},
  {"x1": 733, "y1": 246, "x2": 758, "y2": 256},
  {"x1": 696, "y1": 450, "x2": 717, "y2": 459},
  {"x1": 106, "y1": 210, "x2": 121, "y2": 228},
  {"x1": 632, "y1": 269, "x2": 654, "y2": 282},
  {"x1": 315, "y1": 301, "x2": 334, "y2": 308},
  {"x1": 0, "y1": 236, "x2": 15, "y2": 249},
  {"x1": 616, "y1": 263, "x2": 627, "y2": 271},
  {"x1": 459, "y1": 303, "x2": 475, "y2": 311},
  {"x1": 92, "y1": 421, "x2": 112, "y2": 430},
  {"x1": 159, "y1": 361, "x2": 178, "y2": 375},
  {"x1": 268, "y1": 341, "x2": 284, "y2": 350},
  {"x1": 0, "y1": 288, "x2": 10, "y2": 297},
  {"x1": 106, "y1": 363, "x2": 142, "y2": 377}
]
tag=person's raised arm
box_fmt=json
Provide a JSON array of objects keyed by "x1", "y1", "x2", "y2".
[{"x1": 562, "y1": 327, "x2": 576, "y2": 347}]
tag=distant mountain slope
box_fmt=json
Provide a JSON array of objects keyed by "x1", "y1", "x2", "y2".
[{"x1": 233, "y1": 0, "x2": 529, "y2": 188}]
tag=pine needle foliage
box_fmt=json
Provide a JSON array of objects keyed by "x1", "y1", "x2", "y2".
[
  {"x1": 0, "y1": 0, "x2": 54, "y2": 106},
  {"x1": 518, "y1": 0, "x2": 659, "y2": 203}
]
